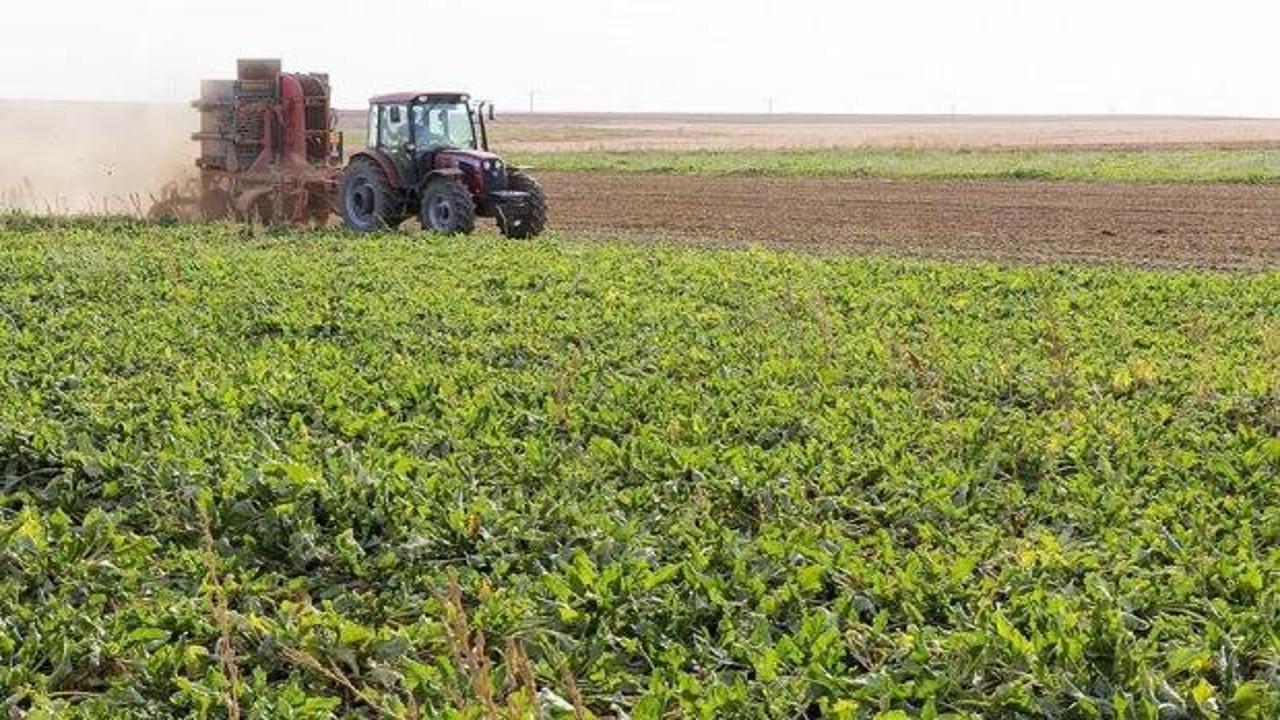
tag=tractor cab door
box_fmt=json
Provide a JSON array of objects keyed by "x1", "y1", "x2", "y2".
[{"x1": 376, "y1": 103, "x2": 418, "y2": 186}]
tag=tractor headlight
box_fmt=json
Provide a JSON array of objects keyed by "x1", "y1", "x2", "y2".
[{"x1": 482, "y1": 160, "x2": 495, "y2": 171}]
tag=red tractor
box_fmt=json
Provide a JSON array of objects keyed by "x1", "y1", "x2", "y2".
[{"x1": 340, "y1": 92, "x2": 547, "y2": 238}]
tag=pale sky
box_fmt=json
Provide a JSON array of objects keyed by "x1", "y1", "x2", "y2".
[{"x1": 3, "y1": 0, "x2": 1278, "y2": 116}]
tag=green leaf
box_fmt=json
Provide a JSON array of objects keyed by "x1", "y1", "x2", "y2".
[
  {"x1": 127, "y1": 627, "x2": 171, "y2": 646},
  {"x1": 1227, "y1": 682, "x2": 1271, "y2": 716},
  {"x1": 993, "y1": 611, "x2": 1035, "y2": 657}
]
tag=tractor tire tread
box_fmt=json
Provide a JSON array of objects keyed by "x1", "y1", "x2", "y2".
[
  {"x1": 420, "y1": 178, "x2": 477, "y2": 235},
  {"x1": 340, "y1": 157, "x2": 403, "y2": 232},
  {"x1": 502, "y1": 171, "x2": 548, "y2": 239}
]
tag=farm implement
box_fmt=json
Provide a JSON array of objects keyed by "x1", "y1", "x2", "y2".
[
  {"x1": 150, "y1": 58, "x2": 546, "y2": 239},
  {"x1": 149, "y1": 59, "x2": 341, "y2": 226}
]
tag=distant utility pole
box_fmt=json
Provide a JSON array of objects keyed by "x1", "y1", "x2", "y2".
[
  {"x1": 529, "y1": 90, "x2": 539, "y2": 114},
  {"x1": 767, "y1": 97, "x2": 775, "y2": 114}
]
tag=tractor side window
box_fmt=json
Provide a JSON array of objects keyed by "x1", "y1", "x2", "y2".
[
  {"x1": 378, "y1": 104, "x2": 409, "y2": 150},
  {"x1": 366, "y1": 106, "x2": 377, "y2": 148}
]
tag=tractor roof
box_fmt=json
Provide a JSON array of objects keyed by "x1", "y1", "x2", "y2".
[{"x1": 370, "y1": 92, "x2": 470, "y2": 105}]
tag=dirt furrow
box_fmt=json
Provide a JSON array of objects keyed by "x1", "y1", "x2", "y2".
[{"x1": 540, "y1": 172, "x2": 1280, "y2": 269}]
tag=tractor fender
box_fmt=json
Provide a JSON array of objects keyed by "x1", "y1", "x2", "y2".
[
  {"x1": 420, "y1": 168, "x2": 465, "y2": 188},
  {"x1": 415, "y1": 168, "x2": 470, "y2": 194},
  {"x1": 347, "y1": 149, "x2": 403, "y2": 188}
]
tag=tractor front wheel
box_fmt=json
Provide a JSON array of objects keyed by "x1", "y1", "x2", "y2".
[
  {"x1": 340, "y1": 158, "x2": 401, "y2": 232},
  {"x1": 499, "y1": 171, "x2": 548, "y2": 239},
  {"x1": 420, "y1": 178, "x2": 477, "y2": 235}
]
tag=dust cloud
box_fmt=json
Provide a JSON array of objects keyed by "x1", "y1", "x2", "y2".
[{"x1": 0, "y1": 100, "x2": 194, "y2": 214}]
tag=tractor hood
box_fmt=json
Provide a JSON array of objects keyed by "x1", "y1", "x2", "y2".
[
  {"x1": 432, "y1": 148, "x2": 502, "y2": 170},
  {"x1": 430, "y1": 148, "x2": 509, "y2": 194}
]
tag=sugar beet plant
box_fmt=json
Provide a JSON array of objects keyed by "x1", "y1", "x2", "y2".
[{"x1": 0, "y1": 218, "x2": 1278, "y2": 718}]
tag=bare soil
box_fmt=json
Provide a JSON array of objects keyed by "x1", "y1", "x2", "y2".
[{"x1": 541, "y1": 172, "x2": 1280, "y2": 270}]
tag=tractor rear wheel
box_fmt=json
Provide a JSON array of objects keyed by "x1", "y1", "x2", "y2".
[
  {"x1": 420, "y1": 178, "x2": 477, "y2": 235},
  {"x1": 499, "y1": 171, "x2": 548, "y2": 239},
  {"x1": 340, "y1": 158, "x2": 401, "y2": 232}
]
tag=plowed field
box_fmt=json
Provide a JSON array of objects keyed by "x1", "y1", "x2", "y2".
[{"x1": 541, "y1": 172, "x2": 1280, "y2": 269}]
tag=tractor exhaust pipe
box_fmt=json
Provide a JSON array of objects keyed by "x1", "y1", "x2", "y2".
[{"x1": 477, "y1": 101, "x2": 493, "y2": 152}]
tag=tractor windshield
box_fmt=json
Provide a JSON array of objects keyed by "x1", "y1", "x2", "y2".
[{"x1": 411, "y1": 102, "x2": 476, "y2": 151}]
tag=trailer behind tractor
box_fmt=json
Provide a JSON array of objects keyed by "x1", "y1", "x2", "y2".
[{"x1": 149, "y1": 59, "x2": 343, "y2": 225}]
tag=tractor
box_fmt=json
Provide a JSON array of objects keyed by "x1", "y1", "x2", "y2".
[{"x1": 340, "y1": 92, "x2": 547, "y2": 238}]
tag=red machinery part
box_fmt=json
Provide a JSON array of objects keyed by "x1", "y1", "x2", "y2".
[
  {"x1": 249, "y1": 74, "x2": 308, "y2": 173},
  {"x1": 180, "y1": 59, "x2": 342, "y2": 226}
]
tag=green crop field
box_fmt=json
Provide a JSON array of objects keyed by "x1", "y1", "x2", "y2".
[
  {"x1": 505, "y1": 148, "x2": 1280, "y2": 184},
  {"x1": 2, "y1": 218, "x2": 1278, "y2": 718}
]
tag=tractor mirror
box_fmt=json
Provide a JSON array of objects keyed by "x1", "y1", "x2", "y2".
[
  {"x1": 488, "y1": 104, "x2": 496, "y2": 122},
  {"x1": 389, "y1": 106, "x2": 401, "y2": 124}
]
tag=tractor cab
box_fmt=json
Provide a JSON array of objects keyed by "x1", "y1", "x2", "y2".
[
  {"x1": 342, "y1": 92, "x2": 545, "y2": 238},
  {"x1": 367, "y1": 93, "x2": 483, "y2": 150},
  {"x1": 365, "y1": 92, "x2": 496, "y2": 186}
]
